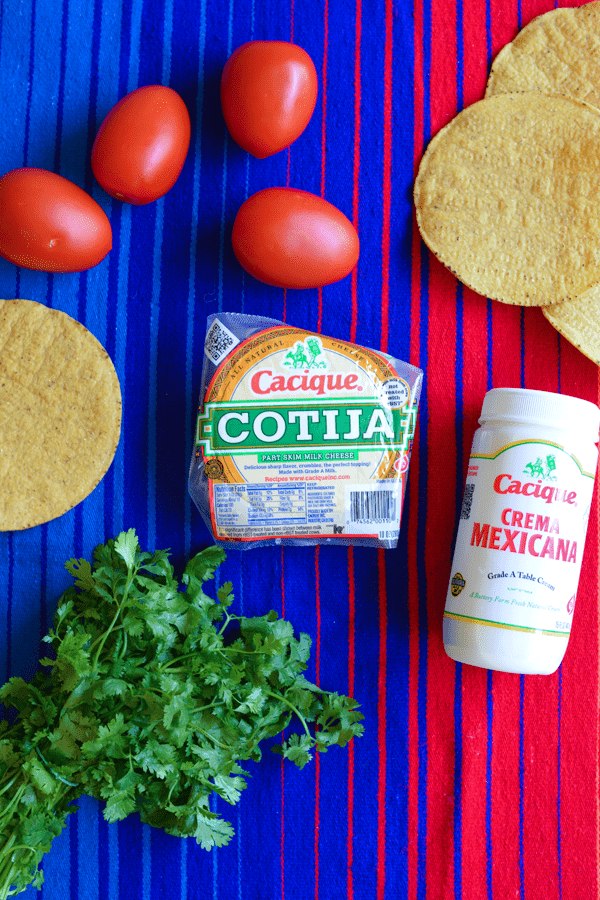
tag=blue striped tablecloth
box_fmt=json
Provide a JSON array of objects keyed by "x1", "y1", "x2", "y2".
[{"x1": 1, "y1": 1, "x2": 599, "y2": 898}]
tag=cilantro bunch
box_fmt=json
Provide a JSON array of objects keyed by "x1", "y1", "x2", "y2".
[{"x1": 0, "y1": 531, "x2": 363, "y2": 897}]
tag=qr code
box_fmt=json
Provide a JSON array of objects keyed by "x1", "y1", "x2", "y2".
[
  {"x1": 460, "y1": 483, "x2": 475, "y2": 520},
  {"x1": 204, "y1": 318, "x2": 240, "y2": 365}
]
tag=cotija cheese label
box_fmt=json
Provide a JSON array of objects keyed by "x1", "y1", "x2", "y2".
[{"x1": 189, "y1": 315, "x2": 423, "y2": 549}]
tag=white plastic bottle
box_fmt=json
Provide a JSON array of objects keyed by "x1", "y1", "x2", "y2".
[{"x1": 444, "y1": 387, "x2": 599, "y2": 674}]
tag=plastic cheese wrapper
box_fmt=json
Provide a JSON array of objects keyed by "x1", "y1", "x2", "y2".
[{"x1": 188, "y1": 312, "x2": 423, "y2": 549}]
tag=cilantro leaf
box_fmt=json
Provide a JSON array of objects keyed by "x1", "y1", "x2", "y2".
[{"x1": 0, "y1": 531, "x2": 364, "y2": 897}]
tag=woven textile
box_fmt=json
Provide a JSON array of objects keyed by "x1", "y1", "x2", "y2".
[{"x1": 0, "y1": 1, "x2": 598, "y2": 898}]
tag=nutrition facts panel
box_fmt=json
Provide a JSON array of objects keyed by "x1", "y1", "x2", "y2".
[{"x1": 214, "y1": 483, "x2": 308, "y2": 526}]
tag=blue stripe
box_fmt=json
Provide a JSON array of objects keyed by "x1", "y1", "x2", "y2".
[
  {"x1": 485, "y1": 670, "x2": 494, "y2": 900},
  {"x1": 217, "y1": 0, "x2": 235, "y2": 314},
  {"x1": 145, "y1": 0, "x2": 173, "y2": 552},
  {"x1": 557, "y1": 667, "x2": 562, "y2": 900},
  {"x1": 237, "y1": 566, "x2": 244, "y2": 900},
  {"x1": 143, "y1": 824, "x2": 151, "y2": 899},
  {"x1": 453, "y1": 662, "x2": 463, "y2": 900},
  {"x1": 453, "y1": 291, "x2": 465, "y2": 900},
  {"x1": 70, "y1": 816, "x2": 79, "y2": 900},
  {"x1": 5, "y1": 533, "x2": 13, "y2": 681},
  {"x1": 53, "y1": 0, "x2": 69, "y2": 173},
  {"x1": 77, "y1": 797, "x2": 99, "y2": 900},
  {"x1": 23, "y1": 0, "x2": 36, "y2": 166},
  {"x1": 109, "y1": 820, "x2": 119, "y2": 900},
  {"x1": 240, "y1": 0, "x2": 256, "y2": 314},
  {"x1": 520, "y1": 309, "x2": 526, "y2": 386},
  {"x1": 184, "y1": 0, "x2": 207, "y2": 558},
  {"x1": 94, "y1": 3, "x2": 128, "y2": 898},
  {"x1": 486, "y1": 299, "x2": 493, "y2": 391},
  {"x1": 147, "y1": 200, "x2": 163, "y2": 548},
  {"x1": 212, "y1": 798, "x2": 219, "y2": 899},
  {"x1": 519, "y1": 674, "x2": 525, "y2": 899},
  {"x1": 128, "y1": 0, "x2": 143, "y2": 91}
]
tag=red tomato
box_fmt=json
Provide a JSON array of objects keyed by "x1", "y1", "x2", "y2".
[
  {"x1": 91, "y1": 85, "x2": 191, "y2": 204},
  {"x1": 0, "y1": 168, "x2": 112, "y2": 273},
  {"x1": 231, "y1": 188, "x2": 359, "y2": 289},
  {"x1": 221, "y1": 41, "x2": 318, "y2": 158}
]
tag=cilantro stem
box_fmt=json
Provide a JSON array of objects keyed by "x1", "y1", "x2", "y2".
[
  {"x1": 264, "y1": 691, "x2": 313, "y2": 742},
  {"x1": 91, "y1": 565, "x2": 136, "y2": 670},
  {"x1": 195, "y1": 727, "x2": 229, "y2": 751},
  {"x1": 159, "y1": 652, "x2": 199, "y2": 671},
  {"x1": 217, "y1": 612, "x2": 237, "y2": 635}
]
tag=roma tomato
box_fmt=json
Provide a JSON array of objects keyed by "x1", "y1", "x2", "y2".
[
  {"x1": 91, "y1": 85, "x2": 191, "y2": 204},
  {"x1": 0, "y1": 168, "x2": 112, "y2": 273},
  {"x1": 221, "y1": 41, "x2": 318, "y2": 158},
  {"x1": 231, "y1": 188, "x2": 359, "y2": 289}
]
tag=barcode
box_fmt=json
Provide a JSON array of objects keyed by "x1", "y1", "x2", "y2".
[
  {"x1": 460, "y1": 483, "x2": 475, "y2": 520},
  {"x1": 205, "y1": 318, "x2": 240, "y2": 365},
  {"x1": 348, "y1": 489, "x2": 396, "y2": 524}
]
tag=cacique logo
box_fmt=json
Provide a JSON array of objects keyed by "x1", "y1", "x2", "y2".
[
  {"x1": 493, "y1": 473, "x2": 577, "y2": 506},
  {"x1": 250, "y1": 369, "x2": 361, "y2": 397},
  {"x1": 250, "y1": 336, "x2": 367, "y2": 397}
]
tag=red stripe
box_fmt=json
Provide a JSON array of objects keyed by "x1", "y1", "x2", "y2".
[
  {"x1": 282, "y1": 0, "x2": 298, "y2": 325},
  {"x1": 520, "y1": 296, "x2": 563, "y2": 899},
  {"x1": 279, "y1": 7, "x2": 294, "y2": 883},
  {"x1": 314, "y1": 546, "x2": 321, "y2": 900},
  {"x1": 461, "y1": 0, "x2": 489, "y2": 107},
  {"x1": 457, "y1": 2, "x2": 503, "y2": 896},
  {"x1": 424, "y1": 0, "x2": 460, "y2": 895},
  {"x1": 458, "y1": 668, "x2": 489, "y2": 899},
  {"x1": 376, "y1": 7, "x2": 393, "y2": 892},
  {"x1": 488, "y1": 0, "x2": 518, "y2": 61},
  {"x1": 525, "y1": 300, "x2": 561, "y2": 889},
  {"x1": 406, "y1": 221, "x2": 422, "y2": 899},
  {"x1": 320, "y1": 0, "x2": 328, "y2": 201},
  {"x1": 556, "y1": 340, "x2": 599, "y2": 899},
  {"x1": 347, "y1": 547, "x2": 356, "y2": 900},
  {"x1": 280, "y1": 545, "x2": 286, "y2": 900},
  {"x1": 317, "y1": 0, "x2": 329, "y2": 334},
  {"x1": 523, "y1": 674, "x2": 560, "y2": 900},
  {"x1": 380, "y1": 0, "x2": 393, "y2": 354},
  {"x1": 347, "y1": 5, "x2": 361, "y2": 893},
  {"x1": 490, "y1": 671, "x2": 521, "y2": 897},
  {"x1": 377, "y1": 547, "x2": 388, "y2": 900},
  {"x1": 350, "y1": 0, "x2": 361, "y2": 345}
]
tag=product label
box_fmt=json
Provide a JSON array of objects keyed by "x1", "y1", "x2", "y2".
[
  {"x1": 194, "y1": 325, "x2": 421, "y2": 545},
  {"x1": 444, "y1": 440, "x2": 595, "y2": 635}
]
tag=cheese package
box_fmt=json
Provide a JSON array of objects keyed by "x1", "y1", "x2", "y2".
[{"x1": 189, "y1": 312, "x2": 423, "y2": 549}]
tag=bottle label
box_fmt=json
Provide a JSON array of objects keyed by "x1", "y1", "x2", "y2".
[{"x1": 445, "y1": 440, "x2": 595, "y2": 636}]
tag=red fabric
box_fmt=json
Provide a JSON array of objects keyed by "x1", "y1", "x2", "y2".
[{"x1": 412, "y1": 1, "x2": 600, "y2": 897}]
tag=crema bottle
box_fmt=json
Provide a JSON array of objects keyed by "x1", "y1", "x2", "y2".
[{"x1": 444, "y1": 388, "x2": 600, "y2": 675}]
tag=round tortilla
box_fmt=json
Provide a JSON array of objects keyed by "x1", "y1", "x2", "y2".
[
  {"x1": 414, "y1": 92, "x2": 600, "y2": 306},
  {"x1": 486, "y1": 4, "x2": 600, "y2": 111},
  {"x1": 0, "y1": 299, "x2": 121, "y2": 530},
  {"x1": 543, "y1": 283, "x2": 600, "y2": 366}
]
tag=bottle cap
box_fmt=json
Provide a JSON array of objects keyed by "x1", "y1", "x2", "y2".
[{"x1": 480, "y1": 387, "x2": 600, "y2": 443}]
